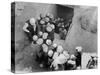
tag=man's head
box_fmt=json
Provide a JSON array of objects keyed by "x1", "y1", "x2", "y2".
[
  {"x1": 52, "y1": 43, "x2": 57, "y2": 48},
  {"x1": 75, "y1": 46, "x2": 82, "y2": 52},
  {"x1": 29, "y1": 18, "x2": 36, "y2": 26}
]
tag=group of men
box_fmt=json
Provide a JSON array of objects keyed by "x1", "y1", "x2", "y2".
[
  {"x1": 23, "y1": 13, "x2": 72, "y2": 42},
  {"x1": 36, "y1": 44, "x2": 82, "y2": 70},
  {"x1": 22, "y1": 13, "x2": 79, "y2": 70},
  {"x1": 22, "y1": 13, "x2": 97, "y2": 71}
]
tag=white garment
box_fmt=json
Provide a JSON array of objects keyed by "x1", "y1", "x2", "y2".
[
  {"x1": 23, "y1": 23, "x2": 29, "y2": 32},
  {"x1": 51, "y1": 53, "x2": 67, "y2": 70}
]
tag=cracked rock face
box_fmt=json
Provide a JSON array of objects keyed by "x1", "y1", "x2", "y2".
[
  {"x1": 65, "y1": 6, "x2": 97, "y2": 54},
  {"x1": 73, "y1": 7, "x2": 97, "y2": 34},
  {"x1": 79, "y1": 7, "x2": 97, "y2": 33}
]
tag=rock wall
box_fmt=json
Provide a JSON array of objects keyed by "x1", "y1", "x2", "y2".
[{"x1": 65, "y1": 6, "x2": 97, "y2": 54}]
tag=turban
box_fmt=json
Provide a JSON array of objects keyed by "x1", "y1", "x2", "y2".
[
  {"x1": 50, "y1": 24, "x2": 55, "y2": 29},
  {"x1": 63, "y1": 51, "x2": 70, "y2": 59},
  {"x1": 45, "y1": 17, "x2": 50, "y2": 22},
  {"x1": 46, "y1": 39, "x2": 52, "y2": 45},
  {"x1": 48, "y1": 50, "x2": 54, "y2": 57},
  {"x1": 36, "y1": 38, "x2": 43, "y2": 45},
  {"x1": 38, "y1": 31, "x2": 43, "y2": 36},
  {"x1": 57, "y1": 45, "x2": 64, "y2": 53},
  {"x1": 52, "y1": 43, "x2": 57, "y2": 48},
  {"x1": 46, "y1": 13, "x2": 53, "y2": 19},
  {"x1": 42, "y1": 32, "x2": 48, "y2": 39},
  {"x1": 33, "y1": 35, "x2": 38, "y2": 41},
  {"x1": 29, "y1": 18, "x2": 36, "y2": 25},
  {"x1": 53, "y1": 52, "x2": 59, "y2": 59},
  {"x1": 40, "y1": 20, "x2": 45, "y2": 24},
  {"x1": 76, "y1": 46, "x2": 82, "y2": 52},
  {"x1": 46, "y1": 26, "x2": 52, "y2": 32},
  {"x1": 70, "y1": 54, "x2": 76, "y2": 59},
  {"x1": 42, "y1": 44, "x2": 48, "y2": 53}
]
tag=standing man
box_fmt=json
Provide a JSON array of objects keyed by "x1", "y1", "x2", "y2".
[
  {"x1": 23, "y1": 18, "x2": 38, "y2": 42},
  {"x1": 75, "y1": 46, "x2": 82, "y2": 68}
]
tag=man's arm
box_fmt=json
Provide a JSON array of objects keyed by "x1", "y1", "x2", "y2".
[{"x1": 23, "y1": 23, "x2": 30, "y2": 33}]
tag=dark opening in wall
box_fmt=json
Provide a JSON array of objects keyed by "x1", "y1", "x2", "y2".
[
  {"x1": 55, "y1": 4, "x2": 74, "y2": 39},
  {"x1": 56, "y1": 4, "x2": 74, "y2": 24}
]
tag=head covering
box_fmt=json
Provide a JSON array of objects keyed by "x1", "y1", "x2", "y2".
[
  {"x1": 57, "y1": 45, "x2": 64, "y2": 53},
  {"x1": 36, "y1": 38, "x2": 43, "y2": 45},
  {"x1": 29, "y1": 18, "x2": 36, "y2": 25},
  {"x1": 33, "y1": 35, "x2": 38, "y2": 41},
  {"x1": 38, "y1": 31, "x2": 43, "y2": 36},
  {"x1": 42, "y1": 44, "x2": 48, "y2": 53},
  {"x1": 50, "y1": 24, "x2": 55, "y2": 29},
  {"x1": 42, "y1": 43, "x2": 48, "y2": 48},
  {"x1": 47, "y1": 22, "x2": 50, "y2": 25},
  {"x1": 53, "y1": 52, "x2": 59, "y2": 59},
  {"x1": 76, "y1": 46, "x2": 82, "y2": 52},
  {"x1": 46, "y1": 13, "x2": 53, "y2": 18},
  {"x1": 52, "y1": 43, "x2": 57, "y2": 48},
  {"x1": 46, "y1": 26, "x2": 52, "y2": 32},
  {"x1": 48, "y1": 50, "x2": 54, "y2": 57},
  {"x1": 70, "y1": 54, "x2": 76, "y2": 59},
  {"x1": 63, "y1": 51, "x2": 70, "y2": 59},
  {"x1": 46, "y1": 39, "x2": 52, "y2": 45},
  {"x1": 49, "y1": 14, "x2": 53, "y2": 19},
  {"x1": 46, "y1": 13, "x2": 51, "y2": 17},
  {"x1": 42, "y1": 32, "x2": 48, "y2": 39},
  {"x1": 57, "y1": 18, "x2": 60, "y2": 21},
  {"x1": 40, "y1": 20, "x2": 45, "y2": 24},
  {"x1": 45, "y1": 17, "x2": 50, "y2": 22}
]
